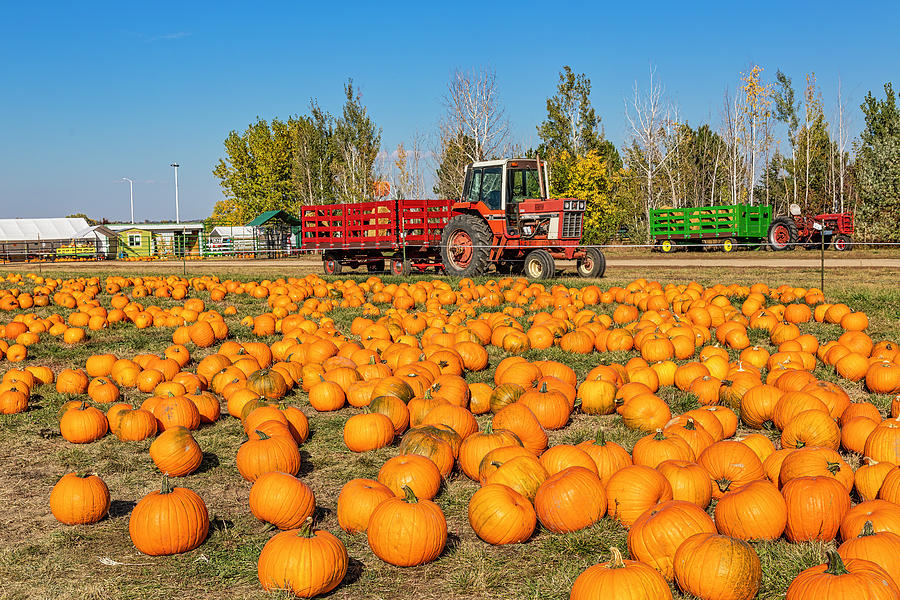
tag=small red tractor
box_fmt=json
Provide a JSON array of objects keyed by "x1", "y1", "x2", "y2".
[
  {"x1": 300, "y1": 158, "x2": 605, "y2": 278},
  {"x1": 766, "y1": 204, "x2": 855, "y2": 251}
]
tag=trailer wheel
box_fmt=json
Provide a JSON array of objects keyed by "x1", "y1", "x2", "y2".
[
  {"x1": 721, "y1": 238, "x2": 735, "y2": 253},
  {"x1": 323, "y1": 253, "x2": 342, "y2": 275},
  {"x1": 833, "y1": 234, "x2": 852, "y2": 251},
  {"x1": 440, "y1": 214, "x2": 491, "y2": 277},
  {"x1": 524, "y1": 249, "x2": 555, "y2": 280},
  {"x1": 659, "y1": 240, "x2": 675, "y2": 253},
  {"x1": 767, "y1": 217, "x2": 799, "y2": 251},
  {"x1": 390, "y1": 257, "x2": 411, "y2": 276},
  {"x1": 577, "y1": 248, "x2": 606, "y2": 278}
]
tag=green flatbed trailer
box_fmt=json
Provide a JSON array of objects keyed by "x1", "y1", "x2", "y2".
[{"x1": 649, "y1": 204, "x2": 773, "y2": 252}]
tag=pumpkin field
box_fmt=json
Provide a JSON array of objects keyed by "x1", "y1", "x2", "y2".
[{"x1": 1, "y1": 262, "x2": 900, "y2": 600}]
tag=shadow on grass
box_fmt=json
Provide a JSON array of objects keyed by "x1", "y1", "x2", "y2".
[
  {"x1": 196, "y1": 452, "x2": 220, "y2": 474},
  {"x1": 109, "y1": 499, "x2": 136, "y2": 518}
]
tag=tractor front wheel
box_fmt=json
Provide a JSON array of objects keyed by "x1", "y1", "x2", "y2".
[
  {"x1": 767, "y1": 217, "x2": 799, "y2": 251},
  {"x1": 524, "y1": 249, "x2": 555, "y2": 280},
  {"x1": 577, "y1": 247, "x2": 606, "y2": 278},
  {"x1": 833, "y1": 234, "x2": 852, "y2": 251},
  {"x1": 440, "y1": 214, "x2": 492, "y2": 277}
]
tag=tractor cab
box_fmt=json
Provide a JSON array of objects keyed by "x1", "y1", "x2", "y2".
[{"x1": 460, "y1": 159, "x2": 550, "y2": 237}]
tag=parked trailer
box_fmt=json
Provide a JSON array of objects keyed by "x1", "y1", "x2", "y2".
[
  {"x1": 650, "y1": 204, "x2": 772, "y2": 252},
  {"x1": 650, "y1": 203, "x2": 855, "y2": 252},
  {"x1": 300, "y1": 198, "x2": 451, "y2": 276},
  {"x1": 300, "y1": 158, "x2": 606, "y2": 279}
]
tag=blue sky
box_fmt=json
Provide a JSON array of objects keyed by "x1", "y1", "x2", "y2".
[{"x1": 1, "y1": 1, "x2": 897, "y2": 222}]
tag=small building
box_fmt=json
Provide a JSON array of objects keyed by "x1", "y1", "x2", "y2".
[
  {"x1": 247, "y1": 210, "x2": 301, "y2": 258},
  {"x1": 205, "y1": 226, "x2": 255, "y2": 256},
  {"x1": 108, "y1": 223, "x2": 204, "y2": 258},
  {"x1": 0, "y1": 217, "x2": 118, "y2": 261}
]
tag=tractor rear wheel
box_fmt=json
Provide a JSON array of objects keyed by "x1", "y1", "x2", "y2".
[
  {"x1": 833, "y1": 234, "x2": 852, "y2": 251},
  {"x1": 577, "y1": 247, "x2": 606, "y2": 278},
  {"x1": 524, "y1": 249, "x2": 555, "y2": 280},
  {"x1": 441, "y1": 214, "x2": 492, "y2": 277},
  {"x1": 767, "y1": 217, "x2": 799, "y2": 251}
]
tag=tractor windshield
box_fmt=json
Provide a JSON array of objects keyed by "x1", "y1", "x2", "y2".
[{"x1": 507, "y1": 168, "x2": 543, "y2": 203}]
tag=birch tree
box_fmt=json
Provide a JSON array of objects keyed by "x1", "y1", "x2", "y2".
[
  {"x1": 740, "y1": 65, "x2": 773, "y2": 205},
  {"x1": 624, "y1": 66, "x2": 677, "y2": 239}
]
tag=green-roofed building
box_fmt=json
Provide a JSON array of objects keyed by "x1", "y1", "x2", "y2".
[{"x1": 246, "y1": 210, "x2": 301, "y2": 257}]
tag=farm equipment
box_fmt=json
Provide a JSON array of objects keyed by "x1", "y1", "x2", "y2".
[
  {"x1": 650, "y1": 202, "x2": 854, "y2": 252},
  {"x1": 300, "y1": 158, "x2": 605, "y2": 279}
]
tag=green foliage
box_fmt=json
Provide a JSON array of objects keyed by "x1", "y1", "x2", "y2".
[
  {"x1": 212, "y1": 80, "x2": 381, "y2": 224},
  {"x1": 433, "y1": 132, "x2": 475, "y2": 198},
  {"x1": 66, "y1": 213, "x2": 97, "y2": 226},
  {"x1": 556, "y1": 151, "x2": 632, "y2": 244},
  {"x1": 855, "y1": 83, "x2": 900, "y2": 241}
]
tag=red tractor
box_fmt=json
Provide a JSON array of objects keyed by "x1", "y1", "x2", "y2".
[
  {"x1": 300, "y1": 158, "x2": 605, "y2": 279},
  {"x1": 766, "y1": 204, "x2": 855, "y2": 251}
]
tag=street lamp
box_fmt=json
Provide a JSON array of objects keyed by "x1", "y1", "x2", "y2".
[
  {"x1": 170, "y1": 163, "x2": 180, "y2": 224},
  {"x1": 121, "y1": 177, "x2": 134, "y2": 224}
]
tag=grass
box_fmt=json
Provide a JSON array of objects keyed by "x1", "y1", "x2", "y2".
[{"x1": 0, "y1": 261, "x2": 898, "y2": 599}]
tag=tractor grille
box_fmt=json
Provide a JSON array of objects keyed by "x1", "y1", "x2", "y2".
[{"x1": 562, "y1": 212, "x2": 582, "y2": 239}]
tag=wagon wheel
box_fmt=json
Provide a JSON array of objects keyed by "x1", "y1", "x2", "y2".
[
  {"x1": 659, "y1": 240, "x2": 675, "y2": 253},
  {"x1": 322, "y1": 253, "x2": 342, "y2": 275},
  {"x1": 721, "y1": 238, "x2": 735, "y2": 253}
]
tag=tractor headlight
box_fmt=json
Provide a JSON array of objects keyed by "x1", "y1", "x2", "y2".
[
  {"x1": 579, "y1": 201, "x2": 585, "y2": 210},
  {"x1": 564, "y1": 200, "x2": 571, "y2": 210}
]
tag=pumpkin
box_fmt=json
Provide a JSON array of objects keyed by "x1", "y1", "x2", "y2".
[
  {"x1": 616, "y1": 393, "x2": 671, "y2": 432},
  {"x1": 780, "y1": 409, "x2": 841, "y2": 450},
  {"x1": 785, "y1": 550, "x2": 900, "y2": 600},
  {"x1": 539, "y1": 444, "x2": 598, "y2": 476},
  {"x1": 673, "y1": 533, "x2": 762, "y2": 600},
  {"x1": 50, "y1": 473, "x2": 110, "y2": 525},
  {"x1": 697, "y1": 441, "x2": 765, "y2": 498},
  {"x1": 308, "y1": 378, "x2": 345, "y2": 411},
  {"x1": 367, "y1": 486, "x2": 447, "y2": 567},
  {"x1": 343, "y1": 412, "x2": 394, "y2": 452},
  {"x1": 235, "y1": 431, "x2": 301, "y2": 482},
  {"x1": 577, "y1": 430, "x2": 633, "y2": 485},
  {"x1": 149, "y1": 426, "x2": 203, "y2": 477},
  {"x1": 865, "y1": 419, "x2": 900, "y2": 464},
  {"x1": 129, "y1": 476, "x2": 209, "y2": 556},
  {"x1": 714, "y1": 479, "x2": 787, "y2": 541},
  {"x1": 249, "y1": 472, "x2": 315, "y2": 530},
  {"x1": 257, "y1": 518, "x2": 348, "y2": 598},
  {"x1": 628, "y1": 500, "x2": 716, "y2": 580},
  {"x1": 605, "y1": 465, "x2": 673, "y2": 527},
  {"x1": 491, "y1": 403, "x2": 548, "y2": 455},
  {"x1": 656, "y1": 459, "x2": 712, "y2": 509},
  {"x1": 839, "y1": 520, "x2": 900, "y2": 588},
  {"x1": 468, "y1": 483, "x2": 536, "y2": 545},
  {"x1": 783, "y1": 476, "x2": 851, "y2": 542},
  {"x1": 569, "y1": 547, "x2": 673, "y2": 600},
  {"x1": 632, "y1": 429, "x2": 694, "y2": 468},
  {"x1": 484, "y1": 454, "x2": 549, "y2": 500},
  {"x1": 856, "y1": 460, "x2": 894, "y2": 502},
  {"x1": 779, "y1": 446, "x2": 853, "y2": 491},
  {"x1": 841, "y1": 500, "x2": 900, "y2": 539},
  {"x1": 151, "y1": 394, "x2": 201, "y2": 431},
  {"x1": 336, "y1": 478, "x2": 394, "y2": 534},
  {"x1": 59, "y1": 403, "x2": 108, "y2": 443},
  {"x1": 458, "y1": 423, "x2": 522, "y2": 481},
  {"x1": 378, "y1": 454, "x2": 442, "y2": 500},
  {"x1": 534, "y1": 466, "x2": 606, "y2": 534},
  {"x1": 398, "y1": 428, "x2": 454, "y2": 476}
]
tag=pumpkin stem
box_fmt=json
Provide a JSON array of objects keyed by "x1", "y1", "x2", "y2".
[
  {"x1": 684, "y1": 418, "x2": 696, "y2": 430},
  {"x1": 255, "y1": 430, "x2": 270, "y2": 441},
  {"x1": 401, "y1": 485, "x2": 418, "y2": 504},
  {"x1": 608, "y1": 547, "x2": 626, "y2": 569},
  {"x1": 483, "y1": 422, "x2": 493, "y2": 435},
  {"x1": 860, "y1": 520, "x2": 876, "y2": 538},
  {"x1": 594, "y1": 430, "x2": 607, "y2": 446},
  {"x1": 539, "y1": 382, "x2": 548, "y2": 393},
  {"x1": 653, "y1": 429, "x2": 665, "y2": 440},
  {"x1": 161, "y1": 474, "x2": 173, "y2": 494},
  {"x1": 826, "y1": 461, "x2": 841, "y2": 476},
  {"x1": 297, "y1": 516, "x2": 315, "y2": 538},
  {"x1": 715, "y1": 478, "x2": 732, "y2": 493},
  {"x1": 824, "y1": 549, "x2": 850, "y2": 576}
]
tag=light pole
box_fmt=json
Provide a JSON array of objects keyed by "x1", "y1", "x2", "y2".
[
  {"x1": 170, "y1": 163, "x2": 180, "y2": 223},
  {"x1": 121, "y1": 177, "x2": 134, "y2": 224}
]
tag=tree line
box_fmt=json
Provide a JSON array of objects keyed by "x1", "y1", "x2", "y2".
[{"x1": 211, "y1": 68, "x2": 900, "y2": 242}]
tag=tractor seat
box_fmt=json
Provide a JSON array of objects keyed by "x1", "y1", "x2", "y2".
[
  {"x1": 789, "y1": 203, "x2": 802, "y2": 216},
  {"x1": 484, "y1": 190, "x2": 502, "y2": 210}
]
